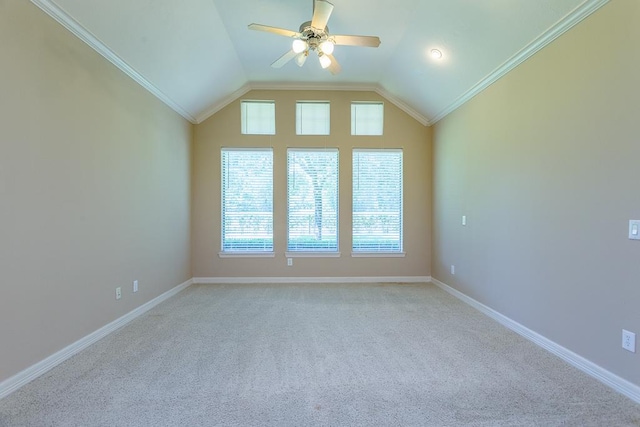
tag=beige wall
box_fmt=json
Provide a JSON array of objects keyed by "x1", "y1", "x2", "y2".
[
  {"x1": 0, "y1": 1, "x2": 192, "y2": 382},
  {"x1": 193, "y1": 90, "x2": 431, "y2": 278},
  {"x1": 432, "y1": 0, "x2": 640, "y2": 386}
]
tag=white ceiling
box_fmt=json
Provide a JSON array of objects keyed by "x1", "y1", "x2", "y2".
[{"x1": 32, "y1": 0, "x2": 608, "y2": 125}]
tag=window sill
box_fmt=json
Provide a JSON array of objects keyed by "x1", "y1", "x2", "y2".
[
  {"x1": 219, "y1": 252, "x2": 275, "y2": 258},
  {"x1": 285, "y1": 252, "x2": 341, "y2": 258},
  {"x1": 351, "y1": 252, "x2": 406, "y2": 258}
]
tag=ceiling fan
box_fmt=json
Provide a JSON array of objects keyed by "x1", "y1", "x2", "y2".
[{"x1": 248, "y1": 0, "x2": 381, "y2": 75}]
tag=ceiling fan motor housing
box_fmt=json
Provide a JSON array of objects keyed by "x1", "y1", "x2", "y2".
[{"x1": 299, "y1": 20, "x2": 330, "y2": 50}]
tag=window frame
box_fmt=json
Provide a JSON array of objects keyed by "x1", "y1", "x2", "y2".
[
  {"x1": 296, "y1": 101, "x2": 331, "y2": 135},
  {"x1": 220, "y1": 147, "x2": 275, "y2": 257},
  {"x1": 240, "y1": 100, "x2": 276, "y2": 135},
  {"x1": 286, "y1": 147, "x2": 340, "y2": 256},
  {"x1": 351, "y1": 148, "x2": 404, "y2": 257},
  {"x1": 351, "y1": 102, "x2": 384, "y2": 136}
]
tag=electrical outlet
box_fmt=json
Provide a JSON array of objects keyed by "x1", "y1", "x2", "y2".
[
  {"x1": 451, "y1": 265, "x2": 455, "y2": 275},
  {"x1": 287, "y1": 258, "x2": 293, "y2": 266},
  {"x1": 462, "y1": 215, "x2": 467, "y2": 226},
  {"x1": 115, "y1": 287, "x2": 122, "y2": 300},
  {"x1": 133, "y1": 280, "x2": 138, "y2": 293},
  {"x1": 622, "y1": 329, "x2": 636, "y2": 353}
]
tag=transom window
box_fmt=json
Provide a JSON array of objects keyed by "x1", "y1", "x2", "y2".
[
  {"x1": 296, "y1": 101, "x2": 330, "y2": 135},
  {"x1": 287, "y1": 148, "x2": 339, "y2": 252},
  {"x1": 351, "y1": 102, "x2": 384, "y2": 136},
  {"x1": 241, "y1": 100, "x2": 275, "y2": 135}
]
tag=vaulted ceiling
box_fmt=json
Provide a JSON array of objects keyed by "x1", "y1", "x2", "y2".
[{"x1": 32, "y1": 0, "x2": 608, "y2": 125}]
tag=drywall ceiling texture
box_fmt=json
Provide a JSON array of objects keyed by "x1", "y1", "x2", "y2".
[
  {"x1": 0, "y1": 0, "x2": 192, "y2": 383},
  {"x1": 432, "y1": 0, "x2": 640, "y2": 388},
  {"x1": 37, "y1": 0, "x2": 596, "y2": 124},
  {"x1": 192, "y1": 90, "x2": 432, "y2": 279}
]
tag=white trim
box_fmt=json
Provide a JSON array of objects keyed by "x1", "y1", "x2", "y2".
[
  {"x1": 374, "y1": 86, "x2": 431, "y2": 126},
  {"x1": 196, "y1": 84, "x2": 252, "y2": 124},
  {"x1": 29, "y1": 0, "x2": 430, "y2": 128},
  {"x1": 218, "y1": 252, "x2": 275, "y2": 258},
  {"x1": 29, "y1": 0, "x2": 197, "y2": 124},
  {"x1": 430, "y1": 277, "x2": 640, "y2": 405},
  {"x1": 193, "y1": 276, "x2": 430, "y2": 284},
  {"x1": 430, "y1": 0, "x2": 610, "y2": 123},
  {"x1": 26, "y1": 0, "x2": 430, "y2": 127},
  {"x1": 30, "y1": 0, "x2": 608, "y2": 129},
  {"x1": 351, "y1": 252, "x2": 406, "y2": 258},
  {"x1": 250, "y1": 82, "x2": 381, "y2": 94},
  {"x1": 285, "y1": 252, "x2": 341, "y2": 258},
  {"x1": 0, "y1": 279, "x2": 193, "y2": 400}
]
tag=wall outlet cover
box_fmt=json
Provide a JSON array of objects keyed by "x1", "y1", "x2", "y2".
[
  {"x1": 629, "y1": 220, "x2": 640, "y2": 240},
  {"x1": 622, "y1": 329, "x2": 636, "y2": 353}
]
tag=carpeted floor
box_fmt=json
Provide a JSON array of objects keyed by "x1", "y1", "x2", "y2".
[{"x1": 1, "y1": 282, "x2": 639, "y2": 426}]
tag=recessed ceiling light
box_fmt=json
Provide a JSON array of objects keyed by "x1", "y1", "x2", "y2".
[{"x1": 431, "y1": 49, "x2": 443, "y2": 60}]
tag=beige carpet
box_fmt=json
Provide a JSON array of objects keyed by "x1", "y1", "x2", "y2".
[{"x1": 1, "y1": 282, "x2": 639, "y2": 426}]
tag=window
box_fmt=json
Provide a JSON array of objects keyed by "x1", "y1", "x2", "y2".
[
  {"x1": 221, "y1": 148, "x2": 273, "y2": 253},
  {"x1": 296, "y1": 101, "x2": 330, "y2": 135},
  {"x1": 241, "y1": 101, "x2": 275, "y2": 135},
  {"x1": 351, "y1": 102, "x2": 384, "y2": 136},
  {"x1": 287, "y1": 148, "x2": 339, "y2": 252},
  {"x1": 352, "y1": 149, "x2": 403, "y2": 253}
]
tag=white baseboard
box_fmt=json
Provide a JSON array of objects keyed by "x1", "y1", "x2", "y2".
[
  {"x1": 430, "y1": 278, "x2": 640, "y2": 405},
  {"x1": 0, "y1": 278, "x2": 193, "y2": 400},
  {"x1": 193, "y1": 276, "x2": 431, "y2": 284}
]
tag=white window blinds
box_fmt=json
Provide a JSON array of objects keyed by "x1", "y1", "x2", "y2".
[
  {"x1": 352, "y1": 149, "x2": 402, "y2": 252},
  {"x1": 296, "y1": 102, "x2": 330, "y2": 135},
  {"x1": 221, "y1": 148, "x2": 273, "y2": 252},
  {"x1": 351, "y1": 102, "x2": 384, "y2": 135},
  {"x1": 287, "y1": 148, "x2": 339, "y2": 251},
  {"x1": 241, "y1": 101, "x2": 275, "y2": 135}
]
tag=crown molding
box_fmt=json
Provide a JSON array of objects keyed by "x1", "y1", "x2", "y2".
[
  {"x1": 430, "y1": 0, "x2": 610, "y2": 124},
  {"x1": 194, "y1": 84, "x2": 252, "y2": 124},
  {"x1": 30, "y1": 0, "x2": 198, "y2": 124},
  {"x1": 249, "y1": 82, "x2": 381, "y2": 92},
  {"x1": 30, "y1": 0, "x2": 430, "y2": 127},
  {"x1": 375, "y1": 86, "x2": 431, "y2": 126},
  {"x1": 32, "y1": 0, "x2": 605, "y2": 129}
]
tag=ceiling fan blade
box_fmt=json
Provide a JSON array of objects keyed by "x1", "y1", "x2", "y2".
[
  {"x1": 311, "y1": 0, "x2": 334, "y2": 30},
  {"x1": 271, "y1": 50, "x2": 297, "y2": 68},
  {"x1": 248, "y1": 23, "x2": 301, "y2": 38},
  {"x1": 326, "y1": 54, "x2": 341, "y2": 75},
  {"x1": 332, "y1": 34, "x2": 381, "y2": 48}
]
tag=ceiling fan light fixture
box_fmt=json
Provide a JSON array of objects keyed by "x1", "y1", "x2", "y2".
[
  {"x1": 319, "y1": 40, "x2": 334, "y2": 55},
  {"x1": 431, "y1": 49, "x2": 443, "y2": 60},
  {"x1": 292, "y1": 39, "x2": 308, "y2": 53},
  {"x1": 248, "y1": 0, "x2": 379, "y2": 75},
  {"x1": 318, "y1": 53, "x2": 331, "y2": 69},
  {"x1": 295, "y1": 51, "x2": 308, "y2": 67}
]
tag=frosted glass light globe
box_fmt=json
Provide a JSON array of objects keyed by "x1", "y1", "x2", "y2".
[{"x1": 292, "y1": 39, "x2": 308, "y2": 53}]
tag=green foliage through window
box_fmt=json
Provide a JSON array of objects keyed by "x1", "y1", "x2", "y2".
[
  {"x1": 352, "y1": 149, "x2": 402, "y2": 252},
  {"x1": 221, "y1": 149, "x2": 273, "y2": 252},
  {"x1": 287, "y1": 148, "x2": 339, "y2": 252}
]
